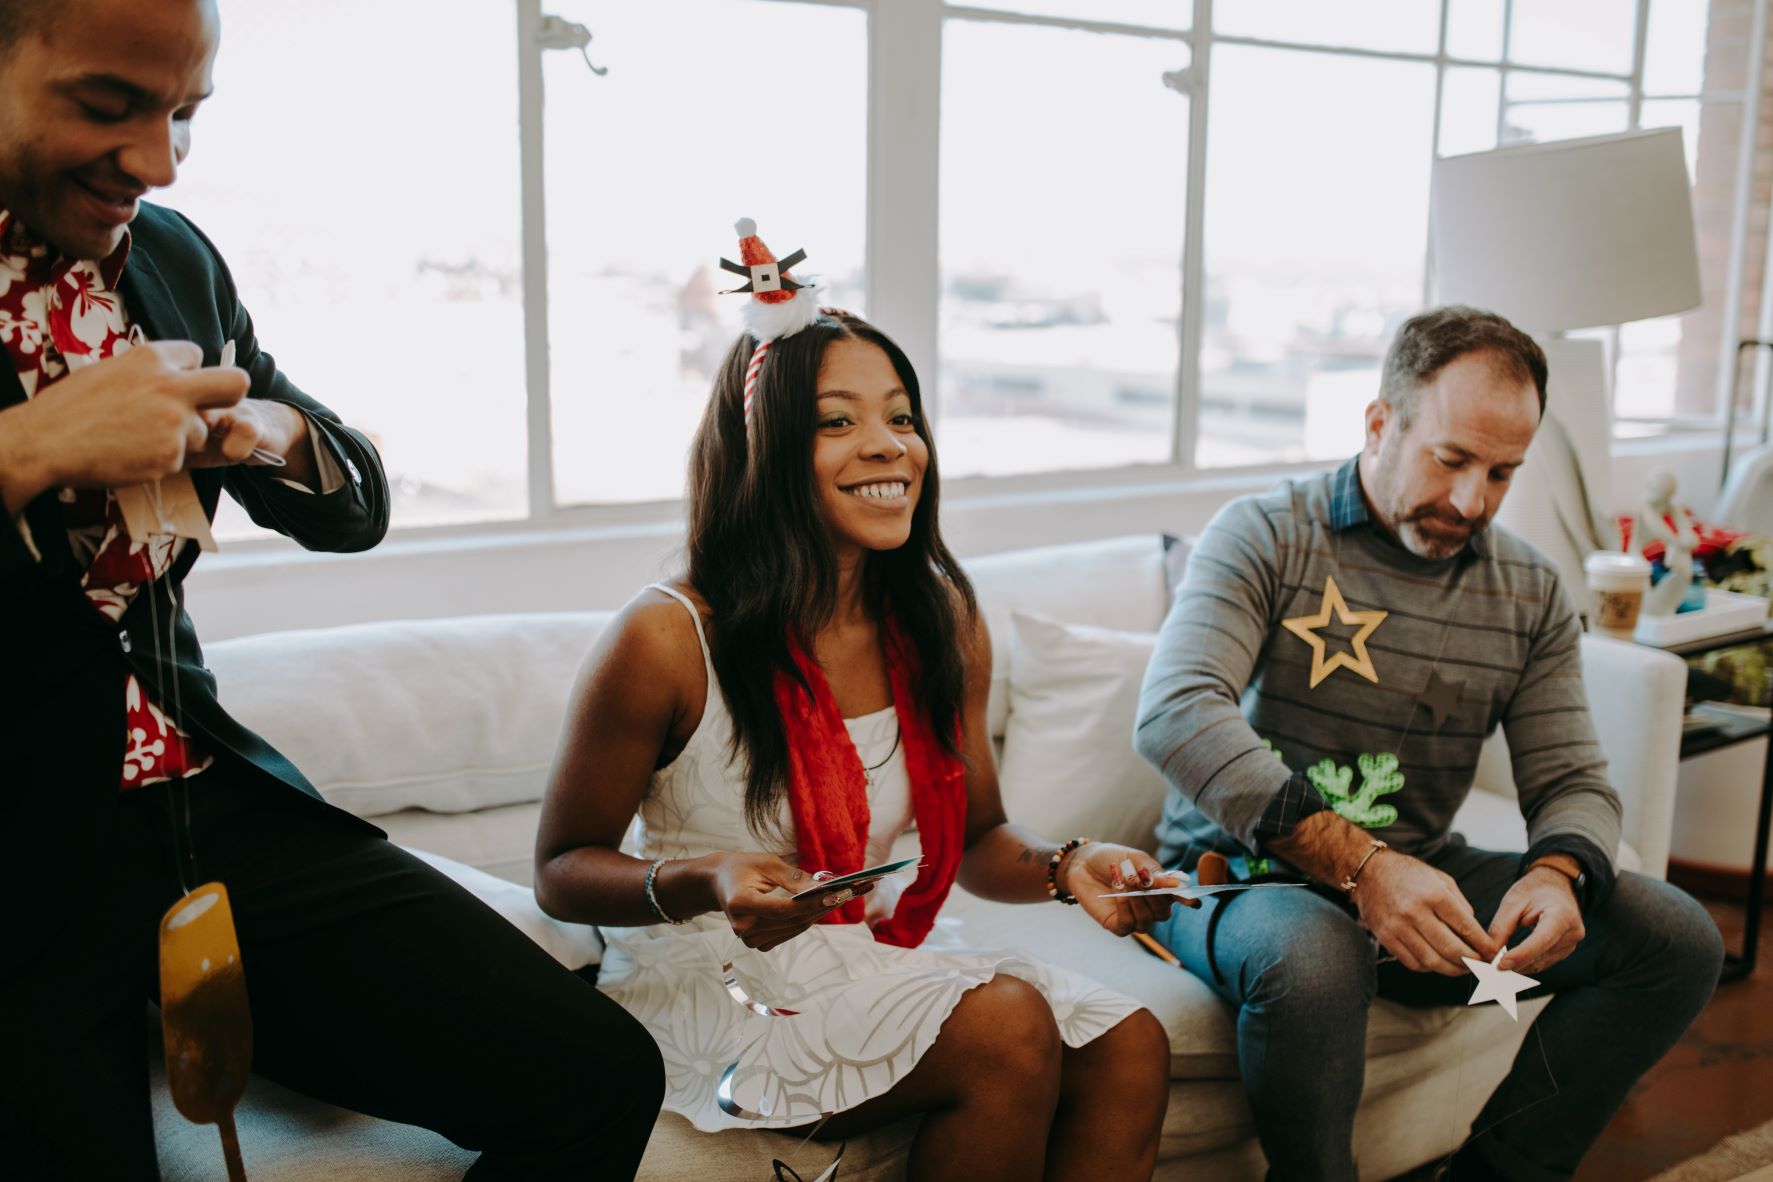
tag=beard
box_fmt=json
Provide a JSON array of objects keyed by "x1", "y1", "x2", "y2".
[
  {"x1": 0, "y1": 142, "x2": 130, "y2": 261},
  {"x1": 1394, "y1": 506, "x2": 1484, "y2": 560},
  {"x1": 1369, "y1": 438, "x2": 1487, "y2": 560}
]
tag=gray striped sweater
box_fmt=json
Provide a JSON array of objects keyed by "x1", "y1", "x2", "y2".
[{"x1": 1135, "y1": 459, "x2": 1621, "y2": 901}]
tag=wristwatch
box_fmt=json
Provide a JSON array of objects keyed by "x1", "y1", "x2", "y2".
[
  {"x1": 1339, "y1": 839, "x2": 1388, "y2": 893},
  {"x1": 1533, "y1": 858, "x2": 1587, "y2": 898}
]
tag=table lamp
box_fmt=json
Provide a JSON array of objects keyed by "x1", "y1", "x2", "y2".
[{"x1": 1430, "y1": 128, "x2": 1703, "y2": 602}]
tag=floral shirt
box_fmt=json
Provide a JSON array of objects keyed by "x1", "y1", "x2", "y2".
[{"x1": 0, "y1": 210, "x2": 213, "y2": 789}]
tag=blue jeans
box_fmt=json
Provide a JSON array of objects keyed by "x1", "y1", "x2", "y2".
[{"x1": 1150, "y1": 839, "x2": 1722, "y2": 1182}]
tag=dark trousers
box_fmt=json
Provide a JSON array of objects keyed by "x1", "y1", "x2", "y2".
[
  {"x1": 1152, "y1": 839, "x2": 1723, "y2": 1182},
  {"x1": 1, "y1": 768, "x2": 664, "y2": 1180}
]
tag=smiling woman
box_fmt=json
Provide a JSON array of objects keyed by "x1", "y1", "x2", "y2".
[
  {"x1": 533, "y1": 292, "x2": 1183, "y2": 1178},
  {"x1": 683, "y1": 310, "x2": 969, "y2": 830},
  {"x1": 815, "y1": 342, "x2": 928, "y2": 577}
]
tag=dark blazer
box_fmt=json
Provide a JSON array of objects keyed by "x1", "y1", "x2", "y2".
[{"x1": 1, "y1": 202, "x2": 391, "y2": 981}]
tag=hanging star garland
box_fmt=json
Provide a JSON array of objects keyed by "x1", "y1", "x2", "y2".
[
  {"x1": 1417, "y1": 669, "x2": 1464, "y2": 730},
  {"x1": 1463, "y1": 947, "x2": 1540, "y2": 1021},
  {"x1": 1281, "y1": 575, "x2": 1388, "y2": 690}
]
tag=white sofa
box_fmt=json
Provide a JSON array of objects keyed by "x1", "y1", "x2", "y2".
[{"x1": 152, "y1": 535, "x2": 1689, "y2": 1181}]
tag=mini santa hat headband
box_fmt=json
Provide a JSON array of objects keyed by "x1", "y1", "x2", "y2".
[{"x1": 718, "y1": 217, "x2": 849, "y2": 429}]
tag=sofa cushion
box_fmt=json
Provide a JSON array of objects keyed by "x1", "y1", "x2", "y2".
[
  {"x1": 999, "y1": 611, "x2": 1167, "y2": 852},
  {"x1": 403, "y1": 846, "x2": 602, "y2": 969},
  {"x1": 205, "y1": 612, "x2": 612, "y2": 819},
  {"x1": 379, "y1": 801, "x2": 544, "y2": 886},
  {"x1": 962, "y1": 536, "x2": 1170, "y2": 739},
  {"x1": 1162, "y1": 532, "x2": 1192, "y2": 598}
]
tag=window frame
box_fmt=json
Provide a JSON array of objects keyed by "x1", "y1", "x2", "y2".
[{"x1": 217, "y1": 0, "x2": 1769, "y2": 552}]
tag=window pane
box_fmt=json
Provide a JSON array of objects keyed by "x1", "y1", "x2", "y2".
[
  {"x1": 1507, "y1": 0, "x2": 1638, "y2": 76},
  {"x1": 1197, "y1": 46, "x2": 1436, "y2": 468},
  {"x1": 1502, "y1": 73, "x2": 1631, "y2": 143},
  {"x1": 1640, "y1": 99, "x2": 1702, "y2": 176},
  {"x1": 939, "y1": 22, "x2": 1189, "y2": 478},
  {"x1": 1503, "y1": 101, "x2": 1630, "y2": 144},
  {"x1": 1439, "y1": 67, "x2": 1502, "y2": 156},
  {"x1": 1504, "y1": 72, "x2": 1630, "y2": 101},
  {"x1": 1615, "y1": 313, "x2": 1688, "y2": 419},
  {"x1": 1447, "y1": 0, "x2": 1506, "y2": 62},
  {"x1": 542, "y1": 2, "x2": 866, "y2": 506},
  {"x1": 954, "y1": 0, "x2": 1188, "y2": 31},
  {"x1": 164, "y1": 0, "x2": 525, "y2": 536},
  {"x1": 1213, "y1": 0, "x2": 1439, "y2": 55},
  {"x1": 1644, "y1": 0, "x2": 1707, "y2": 95}
]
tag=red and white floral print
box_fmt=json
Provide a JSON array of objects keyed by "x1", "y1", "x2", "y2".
[{"x1": 0, "y1": 210, "x2": 212, "y2": 789}]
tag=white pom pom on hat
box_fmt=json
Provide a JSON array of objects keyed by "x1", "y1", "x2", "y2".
[{"x1": 728, "y1": 216, "x2": 819, "y2": 342}]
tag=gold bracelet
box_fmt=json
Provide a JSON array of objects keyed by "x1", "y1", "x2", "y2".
[{"x1": 1339, "y1": 839, "x2": 1388, "y2": 894}]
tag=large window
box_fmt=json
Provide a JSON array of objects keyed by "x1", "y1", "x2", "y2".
[
  {"x1": 541, "y1": 0, "x2": 866, "y2": 506},
  {"x1": 938, "y1": 20, "x2": 1190, "y2": 478},
  {"x1": 1196, "y1": 44, "x2": 1435, "y2": 468},
  {"x1": 160, "y1": 0, "x2": 1754, "y2": 545},
  {"x1": 165, "y1": 0, "x2": 528, "y2": 535},
  {"x1": 934, "y1": 0, "x2": 1754, "y2": 476}
]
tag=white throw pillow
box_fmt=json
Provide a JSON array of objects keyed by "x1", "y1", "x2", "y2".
[
  {"x1": 997, "y1": 611, "x2": 1168, "y2": 854},
  {"x1": 205, "y1": 612, "x2": 613, "y2": 821},
  {"x1": 404, "y1": 846, "x2": 604, "y2": 968}
]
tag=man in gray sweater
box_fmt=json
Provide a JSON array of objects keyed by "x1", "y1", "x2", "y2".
[{"x1": 1137, "y1": 307, "x2": 1721, "y2": 1182}]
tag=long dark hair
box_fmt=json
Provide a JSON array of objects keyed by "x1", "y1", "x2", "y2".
[{"x1": 686, "y1": 311, "x2": 977, "y2": 835}]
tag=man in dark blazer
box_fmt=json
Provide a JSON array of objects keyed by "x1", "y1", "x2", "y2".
[{"x1": 0, "y1": 2, "x2": 664, "y2": 1178}]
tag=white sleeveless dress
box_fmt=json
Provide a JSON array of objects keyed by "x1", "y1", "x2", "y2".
[{"x1": 594, "y1": 585, "x2": 1145, "y2": 1131}]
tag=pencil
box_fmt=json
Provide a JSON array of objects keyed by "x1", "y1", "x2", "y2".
[{"x1": 1132, "y1": 931, "x2": 1182, "y2": 968}]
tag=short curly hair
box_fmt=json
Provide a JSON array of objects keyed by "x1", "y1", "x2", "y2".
[{"x1": 1379, "y1": 306, "x2": 1548, "y2": 426}]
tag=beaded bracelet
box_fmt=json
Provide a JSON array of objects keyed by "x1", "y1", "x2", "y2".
[
  {"x1": 1046, "y1": 837, "x2": 1091, "y2": 905},
  {"x1": 644, "y1": 857, "x2": 688, "y2": 925}
]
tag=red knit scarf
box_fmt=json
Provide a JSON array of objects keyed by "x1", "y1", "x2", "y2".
[{"x1": 775, "y1": 623, "x2": 967, "y2": 949}]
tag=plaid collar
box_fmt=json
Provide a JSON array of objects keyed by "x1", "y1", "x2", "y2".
[{"x1": 1328, "y1": 455, "x2": 1489, "y2": 561}]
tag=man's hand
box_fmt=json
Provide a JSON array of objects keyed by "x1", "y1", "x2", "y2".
[
  {"x1": 1487, "y1": 863, "x2": 1585, "y2": 976},
  {"x1": 1352, "y1": 849, "x2": 1499, "y2": 975},
  {"x1": 1268, "y1": 809, "x2": 1496, "y2": 976},
  {"x1": 190, "y1": 397, "x2": 312, "y2": 478},
  {"x1": 0, "y1": 342, "x2": 247, "y2": 512}
]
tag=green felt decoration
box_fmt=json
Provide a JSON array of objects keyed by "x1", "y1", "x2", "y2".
[{"x1": 1306, "y1": 752, "x2": 1403, "y2": 828}]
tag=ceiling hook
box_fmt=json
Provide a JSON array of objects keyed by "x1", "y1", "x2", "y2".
[{"x1": 539, "y1": 14, "x2": 609, "y2": 77}]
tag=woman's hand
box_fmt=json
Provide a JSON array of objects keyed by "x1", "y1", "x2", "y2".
[
  {"x1": 709, "y1": 852, "x2": 871, "y2": 952},
  {"x1": 1062, "y1": 843, "x2": 1196, "y2": 937}
]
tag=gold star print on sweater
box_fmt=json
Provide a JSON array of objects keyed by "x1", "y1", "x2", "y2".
[{"x1": 1280, "y1": 575, "x2": 1388, "y2": 690}]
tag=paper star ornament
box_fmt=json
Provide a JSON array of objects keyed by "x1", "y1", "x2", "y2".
[
  {"x1": 1463, "y1": 947, "x2": 1539, "y2": 1021},
  {"x1": 1417, "y1": 670, "x2": 1463, "y2": 730},
  {"x1": 1281, "y1": 575, "x2": 1388, "y2": 690}
]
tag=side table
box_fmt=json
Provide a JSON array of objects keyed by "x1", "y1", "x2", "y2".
[{"x1": 1659, "y1": 618, "x2": 1773, "y2": 983}]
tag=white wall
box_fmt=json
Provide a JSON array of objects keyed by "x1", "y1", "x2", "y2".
[{"x1": 183, "y1": 434, "x2": 1734, "y2": 643}]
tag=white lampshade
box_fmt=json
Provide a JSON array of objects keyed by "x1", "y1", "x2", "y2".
[{"x1": 1431, "y1": 128, "x2": 1702, "y2": 333}]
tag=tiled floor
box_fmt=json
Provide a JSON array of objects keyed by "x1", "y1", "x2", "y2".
[{"x1": 1574, "y1": 894, "x2": 1773, "y2": 1181}]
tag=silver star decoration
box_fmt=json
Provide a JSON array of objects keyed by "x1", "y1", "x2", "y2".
[
  {"x1": 1462, "y1": 948, "x2": 1539, "y2": 1021},
  {"x1": 1417, "y1": 670, "x2": 1463, "y2": 730}
]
